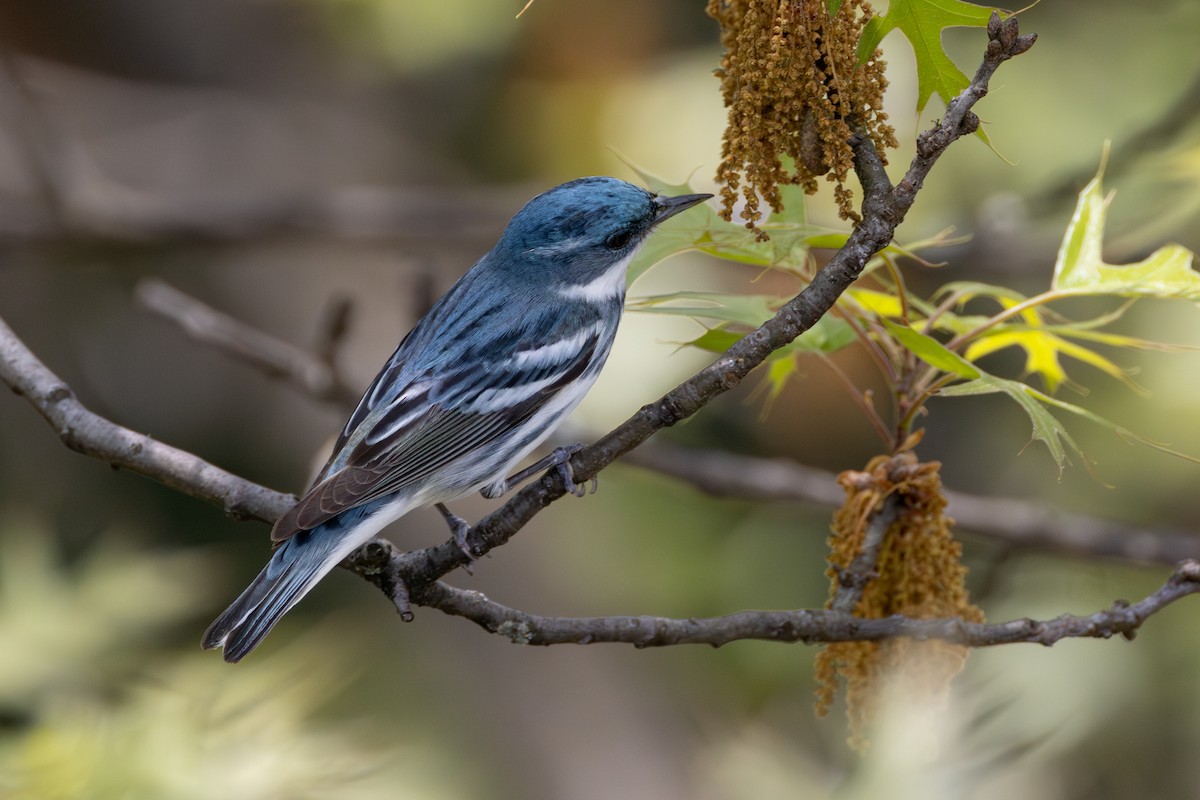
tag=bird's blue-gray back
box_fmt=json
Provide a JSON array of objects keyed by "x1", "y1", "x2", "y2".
[{"x1": 271, "y1": 251, "x2": 622, "y2": 540}]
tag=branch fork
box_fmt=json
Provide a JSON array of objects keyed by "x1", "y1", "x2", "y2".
[{"x1": 15, "y1": 19, "x2": 1172, "y2": 655}]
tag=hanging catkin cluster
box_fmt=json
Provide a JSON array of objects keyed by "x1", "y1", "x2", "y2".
[
  {"x1": 706, "y1": 0, "x2": 896, "y2": 236},
  {"x1": 814, "y1": 448, "x2": 984, "y2": 750}
]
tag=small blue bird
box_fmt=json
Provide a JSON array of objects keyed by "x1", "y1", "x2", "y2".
[{"x1": 203, "y1": 177, "x2": 710, "y2": 661}]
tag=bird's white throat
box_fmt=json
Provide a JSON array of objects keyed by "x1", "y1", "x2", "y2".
[{"x1": 555, "y1": 250, "x2": 635, "y2": 302}]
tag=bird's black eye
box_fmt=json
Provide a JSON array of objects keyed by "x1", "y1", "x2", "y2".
[{"x1": 605, "y1": 229, "x2": 634, "y2": 250}]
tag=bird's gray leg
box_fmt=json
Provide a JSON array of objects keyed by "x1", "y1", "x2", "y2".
[
  {"x1": 436, "y1": 502, "x2": 476, "y2": 563},
  {"x1": 480, "y1": 443, "x2": 596, "y2": 499}
]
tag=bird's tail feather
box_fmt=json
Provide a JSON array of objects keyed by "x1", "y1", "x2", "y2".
[{"x1": 202, "y1": 529, "x2": 351, "y2": 662}]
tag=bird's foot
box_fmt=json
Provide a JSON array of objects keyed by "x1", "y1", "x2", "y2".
[
  {"x1": 550, "y1": 444, "x2": 594, "y2": 498},
  {"x1": 480, "y1": 443, "x2": 596, "y2": 499},
  {"x1": 436, "y1": 502, "x2": 477, "y2": 569}
]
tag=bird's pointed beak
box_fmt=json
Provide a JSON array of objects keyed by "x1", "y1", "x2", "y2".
[{"x1": 652, "y1": 192, "x2": 712, "y2": 225}]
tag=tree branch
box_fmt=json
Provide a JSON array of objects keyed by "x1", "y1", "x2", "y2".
[
  {"x1": 411, "y1": 559, "x2": 1200, "y2": 648},
  {"x1": 6, "y1": 303, "x2": 1197, "y2": 650},
  {"x1": 0, "y1": 17, "x2": 1052, "y2": 650},
  {"x1": 347, "y1": 14, "x2": 1039, "y2": 585},
  {"x1": 620, "y1": 440, "x2": 1200, "y2": 568},
  {"x1": 0, "y1": 315, "x2": 292, "y2": 523},
  {"x1": 126, "y1": 275, "x2": 1200, "y2": 568}
]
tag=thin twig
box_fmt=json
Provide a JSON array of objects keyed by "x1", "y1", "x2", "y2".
[
  {"x1": 136, "y1": 278, "x2": 362, "y2": 409},
  {"x1": 831, "y1": 492, "x2": 902, "y2": 613},
  {"x1": 817, "y1": 354, "x2": 893, "y2": 446},
  {"x1": 831, "y1": 302, "x2": 899, "y2": 385}
]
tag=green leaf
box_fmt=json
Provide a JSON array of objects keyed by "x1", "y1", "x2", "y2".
[
  {"x1": 1029, "y1": 386, "x2": 1200, "y2": 465},
  {"x1": 634, "y1": 290, "x2": 857, "y2": 355},
  {"x1": 799, "y1": 315, "x2": 860, "y2": 353},
  {"x1": 630, "y1": 291, "x2": 778, "y2": 327},
  {"x1": 858, "y1": 0, "x2": 1003, "y2": 120},
  {"x1": 806, "y1": 233, "x2": 941, "y2": 265},
  {"x1": 881, "y1": 318, "x2": 981, "y2": 379},
  {"x1": 891, "y1": 339, "x2": 1200, "y2": 474},
  {"x1": 676, "y1": 316, "x2": 852, "y2": 356},
  {"x1": 763, "y1": 354, "x2": 800, "y2": 410},
  {"x1": 626, "y1": 193, "x2": 815, "y2": 283},
  {"x1": 881, "y1": 322, "x2": 1090, "y2": 473},
  {"x1": 1051, "y1": 168, "x2": 1200, "y2": 300},
  {"x1": 766, "y1": 181, "x2": 810, "y2": 226},
  {"x1": 621, "y1": 160, "x2": 819, "y2": 280},
  {"x1": 683, "y1": 328, "x2": 743, "y2": 354},
  {"x1": 668, "y1": 315, "x2": 851, "y2": 414},
  {"x1": 937, "y1": 375, "x2": 1080, "y2": 472}
]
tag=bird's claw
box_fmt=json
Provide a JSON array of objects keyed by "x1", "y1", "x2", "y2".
[
  {"x1": 480, "y1": 442, "x2": 597, "y2": 499},
  {"x1": 550, "y1": 444, "x2": 594, "y2": 498},
  {"x1": 553, "y1": 449, "x2": 586, "y2": 497},
  {"x1": 436, "y1": 502, "x2": 477, "y2": 570}
]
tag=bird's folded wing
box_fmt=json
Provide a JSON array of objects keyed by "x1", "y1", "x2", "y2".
[{"x1": 270, "y1": 336, "x2": 599, "y2": 541}]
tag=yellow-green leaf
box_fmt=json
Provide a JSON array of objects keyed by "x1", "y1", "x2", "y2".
[
  {"x1": 964, "y1": 328, "x2": 1143, "y2": 394},
  {"x1": 847, "y1": 288, "x2": 906, "y2": 318},
  {"x1": 1030, "y1": 386, "x2": 1200, "y2": 465},
  {"x1": 1055, "y1": 327, "x2": 1200, "y2": 354},
  {"x1": 1051, "y1": 168, "x2": 1200, "y2": 299},
  {"x1": 764, "y1": 354, "x2": 800, "y2": 410}
]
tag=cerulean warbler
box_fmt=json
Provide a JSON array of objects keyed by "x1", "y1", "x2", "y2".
[{"x1": 203, "y1": 177, "x2": 711, "y2": 661}]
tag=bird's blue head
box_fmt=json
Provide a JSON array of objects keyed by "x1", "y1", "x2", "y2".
[{"x1": 493, "y1": 177, "x2": 711, "y2": 294}]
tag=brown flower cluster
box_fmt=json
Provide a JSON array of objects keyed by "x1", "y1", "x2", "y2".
[
  {"x1": 707, "y1": 0, "x2": 897, "y2": 236},
  {"x1": 814, "y1": 448, "x2": 984, "y2": 750}
]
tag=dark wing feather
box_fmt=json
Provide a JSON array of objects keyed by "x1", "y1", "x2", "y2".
[{"x1": 271, "y1": 336, "x2": 599, "y2": 542}]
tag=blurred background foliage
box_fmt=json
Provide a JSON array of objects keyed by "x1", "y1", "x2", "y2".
[{"x1": 1, "y1": 1, "x2": 1200, "y2": 797}]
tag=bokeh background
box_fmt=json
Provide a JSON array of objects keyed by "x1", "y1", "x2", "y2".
[{"x1": 3, "y1": 1, "x2": 1200, "y2": 798}]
